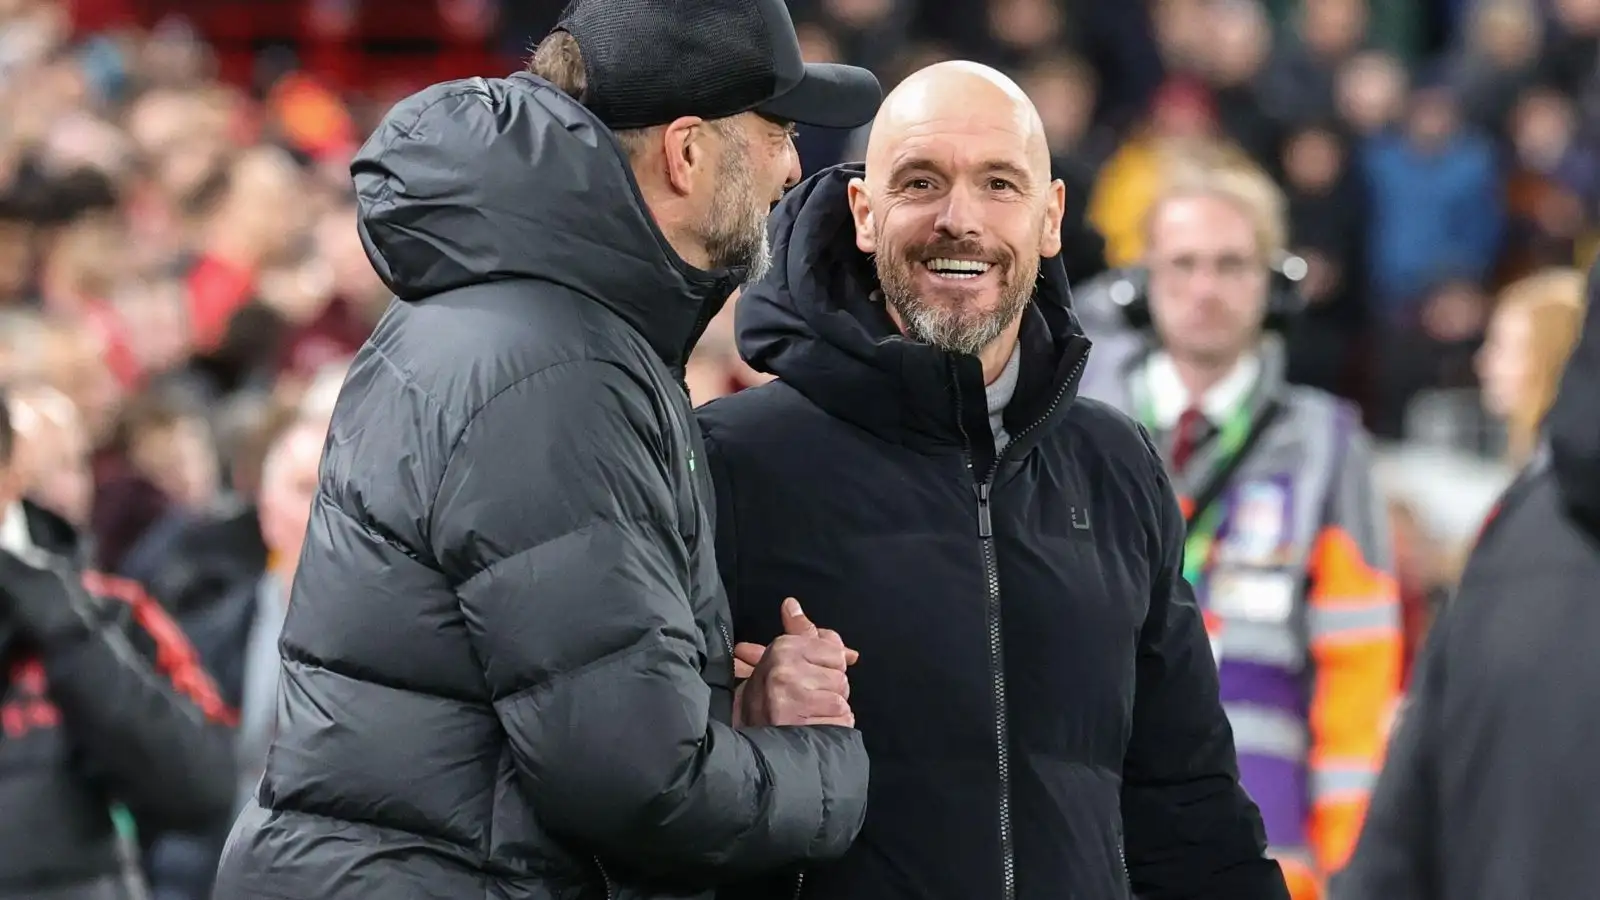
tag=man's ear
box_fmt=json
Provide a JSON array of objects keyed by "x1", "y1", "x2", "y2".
[
  {"x1": 847, "y1": 177, "x2": 875, "y2": 253},
  {"x1": 660, "y1": 116, "x2": 710, "y2": 196},
  {"x1": 1039, "y1": 178, "x2": 1066, "y2": 258}
]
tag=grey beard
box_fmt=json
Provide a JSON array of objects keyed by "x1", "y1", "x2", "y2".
[{"x1": 889, "y1": 292, "x2": 1016, "y2": 357}]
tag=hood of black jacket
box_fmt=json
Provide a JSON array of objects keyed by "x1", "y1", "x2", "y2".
[
  {"x1": 351, "y1": 73, "x2": 741, "y2": 368},
  {"x1": 736, "y1": 162, "x2": 1091, "y2": 454},
  {"x1": 1547, "y1": 263, "x2": 1600, "y2": 538}
]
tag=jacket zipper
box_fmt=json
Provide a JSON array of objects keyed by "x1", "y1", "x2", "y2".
[
  {"x1": 594, "y1": 856, "x2": 615, "y2": 900},
  {"x1": 1118, "y1": 840, "x2": 1131, "y2": 897},
  {"x1": 954, "y1": 346, "x2": 1089, "y2": 900},
  {"x1": 792, "y1": 871, "x2": 806, "y2": 899}
]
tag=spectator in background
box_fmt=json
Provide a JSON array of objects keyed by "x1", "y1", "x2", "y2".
[
  {"x1": 183, "y1": 147, "x2": 306, "y2": 356},
  {"x1": 1261, "y1": 0, "x2": 1370, "y2": 127},
  {"x1": 1279, "y1": 120, "x2": 1368, "y2": 397},
  {"x1": 1500, "y1": 87, "x2": 1596, "y2": 284},
  {"x1": 1334, "y1": 260, "x2": 1600, "y2": 900},
  {"x1": 0, "y1": 309, "x2": 121, "y2": 452},
  {"x1": 1363, "y1": 80, "x2": 1502, "y2": 317},
  {"x1": 0, "y1": 383, "x2": 237, "y2": 900},
  {"x1": 1374, "y1": 276, "x2": 1492, "y2": 439},
  {"x1": 1476, "y1": 267, "x2": 1587, "y2": 466},
  {"x1": 8, "y1": 383, "x2": 93, "y2": 528},
  {"x1": 1540, "y1": 0, "x2": 1600, "y2": 96},
  {"x1": 1079, "y1": 153, "x2": 1402, "y2": 900},
  {"x1": 1199, "y1": 0, "x2": 1282, "y2": 167},
  {"x1": 1090, "y1": 75, "x2": 1225, "y2": 267},
  {"x1": 150, "y1": 403, "x2": 331, "y2": 900},
  {"x1": 1446, "y1": 0, "x2": 1542, "y2": 135},
  {"x1": 1334, "y1": 51, "x2": 1408, "y2": 138},
  {"x1": 91, "y1": 387, "x2": 219, "y2": 575},
  {"x1": 1018, "y1": 52, "x2": 1111, "y2": 283}
]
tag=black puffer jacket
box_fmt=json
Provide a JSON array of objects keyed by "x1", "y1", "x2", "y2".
[
  {"x1": 697, "y1": 165, "x2": 1287, "y2": 900},
  {"x1": 1334, "y1": 262, "x2": 1600, "y2": 900},
  {"x1": 212, "y1": 73, "x2": 869, "y2": 900}
]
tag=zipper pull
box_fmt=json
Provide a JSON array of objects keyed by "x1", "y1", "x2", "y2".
[{"x1": 974, "y1": 483, "x2": 993, "y2": 539}]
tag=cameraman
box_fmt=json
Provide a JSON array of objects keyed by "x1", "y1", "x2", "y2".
[{"x1": 0, "y1": 383, "x2": 235, "y2": 900}]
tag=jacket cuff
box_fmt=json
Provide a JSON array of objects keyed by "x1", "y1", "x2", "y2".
[{"x1": 741, "y1": 724, "x2": 870, "y2": 861}]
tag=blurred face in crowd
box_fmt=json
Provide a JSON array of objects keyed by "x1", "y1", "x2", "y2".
[
  {"x1": 824, "y1": 0, "x2": 893, "y2": 29},
  {"x1": 8, "y1": 386, "x2": 92, "y2": 526},
  {"x1": 316, "y1": 205, "x2": 388, "y2": 308},
  {"x1": 113, "y1": 277, "x2": 192, "y2": 373},
  {"x1": 1337, "y1": 52, "x2": 1406, "y2": 134},
  {"x1": 39, "y1": 324, "x2": 119, "y2": 445},
  {"x1": 220, "y1": 147, "x2": 308, "y2": 264},
  {"x1": 1406, "y1": 88, "x2": 1460, "y2": 150},
  {"x1": 1021, "y1": 57, "x2": 1097, "y2": 153},
  {"x1": 258, "y1": 418, "x2": 328, "y2": 578},
  {"x1": 129, "y1": 413, "x2": 219, "y2": 510},
  {"x1": 1556, "y1": 0, "x2": 1600, "y2": 32},
  {"x1": 690, "y1": 112, "x2": 800, "y2": 281},
  {"x1": 0, "y1": 218, "x2": 34, "y2": 302},
  {"x1": 1475, "y1": 3, "x2": 1540, "y2": 68},
  {"x1": 1512, "y1": 90, "x2": 1575, "y2": 170},
  {"x1": 1145, "y1": 193, "x2": 1269, "y2": 366},
  {"x1": 796, "y1": 23, "x2": 841, "y2": 64},
  {"x1": 989, "y1": 0, "x2": 1063, "y2": 54},
  {"x1": 851, "y1": 62, "x2": 1064, "y2": 359},
  {"x1": 1206, "y1": 1, "x2": 1272, "y2": 87},
  {"x1": 1477, "y1": 304, "x2": 1533, "y2": 420},
  {"x1": 126, "y1": 89, "x2": 230, "y2": 206},
  {"x1": 1303, "y1": 0, "x2": 1367, "y2": 59},
  {"x1": 1153, "y1": 0, "x2": 1212, "y2": 71},
  {"x1": 1283, "y1": 127, "x2": 1345, "y2": 194}
]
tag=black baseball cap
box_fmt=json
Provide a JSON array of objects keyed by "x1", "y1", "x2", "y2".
[{"x1": 555, "y1": 0, "x2": 882, "y2": 131}]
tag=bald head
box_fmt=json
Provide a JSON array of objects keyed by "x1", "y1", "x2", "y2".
[
  {"x1": 847, "y1": 60, "x2": 1065, "y2": 370},
  {"x1": 865, "y1": 62, "x2": 1052, "y2": 191}
]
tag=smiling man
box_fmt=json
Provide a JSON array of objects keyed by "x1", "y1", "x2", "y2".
[{"x1": 698, "y1": 61, "x2": 1289, "y2": 900}]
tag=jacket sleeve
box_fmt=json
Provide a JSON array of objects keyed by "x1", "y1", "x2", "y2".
[
  {"x1": 428, "y1": 360, "x2": 868, "y2": 879},
  {"x1": 1121, "y1": 442, "x2": 1290, "y2": 900},
  {"x1": 1304, "y1": 424, "x2": 1404, "y2": 881},
  {"x1": 38, "y1": 572, "x2": 238, "y2": 832},
  {"x1": 1327, "y1": 605, "x2": 1446, "y2": 900}
]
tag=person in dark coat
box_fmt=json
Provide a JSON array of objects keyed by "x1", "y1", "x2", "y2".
[
  {"x1": 211, "y1": 2, "x2": 884, "y2": 899},
  {"x1": 1331, "y1": 261, "x2": 1600, "y2": 899},
  {"x1": 698, "y1": 61, "x2": 1288, "y2": 900},
  {"x1": 0, "y1": 389, "x2": 237, "y2": 900}
]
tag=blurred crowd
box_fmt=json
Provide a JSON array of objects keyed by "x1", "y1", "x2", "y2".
[{"x1": 0, "y1": 0, "x2": 1596, "y2": 895}]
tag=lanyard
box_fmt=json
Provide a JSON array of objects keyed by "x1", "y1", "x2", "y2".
[{"x1": 1134, "y1": 389, "x2": 1257, "y2": 587}]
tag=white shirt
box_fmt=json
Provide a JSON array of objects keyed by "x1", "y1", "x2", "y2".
[
  {"x1": 1140, "y1": 351, "x2": 1260, "y2": 429},
  {"x1": 0, "y1": 502, "x2": 34, "y2": 555}
]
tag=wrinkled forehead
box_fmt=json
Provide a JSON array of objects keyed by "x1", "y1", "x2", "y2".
[{"x1": 874, "y1": 111, "x2": 1040, "y2": 182}]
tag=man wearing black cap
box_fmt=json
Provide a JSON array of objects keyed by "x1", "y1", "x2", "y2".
[{"x1": 210, "y1": 2, "x2": 881, "y2": 899}]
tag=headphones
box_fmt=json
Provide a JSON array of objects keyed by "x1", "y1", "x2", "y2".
[{"x1": 1106, "y1": 252, "x2": 1309, "y2": 333}]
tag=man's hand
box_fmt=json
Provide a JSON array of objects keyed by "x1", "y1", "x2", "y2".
[{"x1": 733, "y1": 598, "x2": 859, "y2": 728}]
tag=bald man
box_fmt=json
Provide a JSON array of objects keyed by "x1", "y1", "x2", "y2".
[{"x1": 698, "y1": 62, "x2": 1289, "y2": 900}]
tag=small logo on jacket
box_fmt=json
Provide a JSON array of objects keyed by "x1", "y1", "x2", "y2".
[{"x1": 1070, "y1": 506, "x2": 1091, "y2": 531}]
